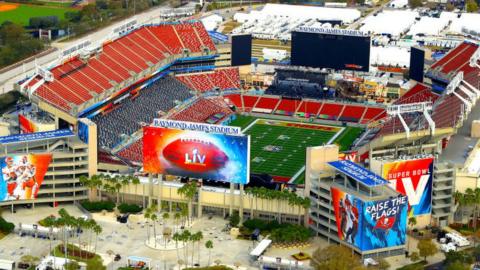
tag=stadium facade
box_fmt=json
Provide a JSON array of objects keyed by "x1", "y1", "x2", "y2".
[
  {"x1": 1, "y1": 15, "x2": 479, "y2": 260},
  {"x1": 307, "y1": 145, "x2": 407, "y2": 258}
]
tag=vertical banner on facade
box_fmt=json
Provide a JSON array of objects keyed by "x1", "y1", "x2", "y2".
[
  {"x1": 331, "y1": 187, "x2": 408, "y2": 251},
  {"x1": 382, "y1": 158, "x2": 434, "y2": 216},
  {"x1": 331, "y1": 187, "x2": 362, "y2": 247},
  {"x1": 361, "y1": 196, "x2": 408, "y2": 251},
  {"x1": 0, "y1": 154, "x2": 52, "y2": 201}
]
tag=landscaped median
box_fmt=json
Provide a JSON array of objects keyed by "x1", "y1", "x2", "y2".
[{"x1": 53, "y1": 244, "x2": 105, "y2": 270}]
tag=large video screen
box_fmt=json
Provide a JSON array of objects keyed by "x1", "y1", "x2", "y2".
[
  {"x1": 409, "y1": 47, "x2": 425, "y2": 83},
  {"x1": 331, "y1": 187, "x2": 408, "y2": 251},
  {"x1": 231, "y1": 34, "x2": 252, "y2": 66},
  {"x1": 0, "y1": 154, "x2": 52, "y2": 201},
  {"x1": 382, "y1": 158, "x2": 433, "y2": 216},
  {"x1": 291, "y1": 31, "x2": 370, "y2": 72},
  {"x1": 143, "y1": 126, "x2": 250, "y2": 184}
]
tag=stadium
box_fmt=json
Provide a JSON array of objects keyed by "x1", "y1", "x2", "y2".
[{"x1": 1, "y1": 9, "x2": 479, "y2": 263}]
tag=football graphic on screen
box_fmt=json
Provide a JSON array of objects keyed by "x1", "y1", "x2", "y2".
[{"x1": 162, "y1": 138, "x2": 228, "y2": 172}]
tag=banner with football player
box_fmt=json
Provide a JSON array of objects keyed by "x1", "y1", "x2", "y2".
[
  {"x1": 360, "y1": 196, "x2": 408, "y2": 251},
  {"x1": 143, "y1": 126, "x2": 250, "y2": 184},
  {"x1": 0, "y1": 154, "x2": 52, "y2": 202},
  {"x1": 331, "y1": 187, "x2": 362, "y2": 247},
  {"x1": 382, "y1": 158, "x2": 434, "y2": 216}
]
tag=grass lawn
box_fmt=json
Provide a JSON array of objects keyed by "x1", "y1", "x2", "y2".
[
  {"x1": 230, "y1": 115, "x2": 363, "y2": 184},
  {"x1": 0, "y1": 3, "x2": 75, "y2": 26},
  {"x1": 53, "y1": 244, "x2": 105, "y2": 270}
]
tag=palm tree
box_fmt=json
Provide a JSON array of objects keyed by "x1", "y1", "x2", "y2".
[
  {"x1": 205, "y1": 240, "x2": 213, "y2": 266},
  {"x1": 181, "y1": 230, "x2": 191, "y2": 266},
  {"x1": 194, "y1": 231, "x2": 203, "y2": 266},
  {"x1": 162, "y1": 212, "x2": 170, "y2": 230},
  {"x1": 131, "y1": 176, "x2": 141, "y2": 203},
  {"x1": 454, "y1": 191, "x2": 465, "y2": 221},
  {"x1": 144, "y1": 205, "x2": 158, "y2": 247},
  {"x1": 407, "y1": 216, "x2": 417, "y2": 252},
  {"x1": 174, "y1": 212, "x2": 181, "y2": 232},
  {"x1": 173, "y1": 232, "x2": 181, "y2": 262},
  {"x1": 120, "y1": 176, "x2": 130, "y2": 203},
  {"x1": 58, "y1": 208, "x2": 70, "y2": 260},
  {"x1": 93, "y1": 224, "x2": 102, "y2": 253},
  {"x1": 114, "y1": 180, "x2": 122, "y2": 205},
  {"x1": 178, "y1": 181, "x2": 198, "y2": 226},
  {"x1": 43, "y1": 216, "x2": 56, "y2": 256}
]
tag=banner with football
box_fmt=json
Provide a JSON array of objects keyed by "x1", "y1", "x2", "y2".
[
  {"x1": 0, "y1": 153, "x2": 52, "y2": 202},
  {"x1": 143, "y1": 126, "x2": 250, "y2": 184},
  {"x1": 382, "y1": 158, "x2": 434, "y2": 216}
]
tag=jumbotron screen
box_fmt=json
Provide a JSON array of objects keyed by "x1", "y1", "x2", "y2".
[
  {"x1": 0, "y1": 154, "x2": 52, "y2": 201},
  {"x1": 291, "y1": 28, "x2": 371, "y2": 72},
  {"x1": 143, "y1": 126, "x2": 250, "y2": 184}
]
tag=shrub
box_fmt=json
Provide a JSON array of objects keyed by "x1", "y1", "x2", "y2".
[
  {"x1": 243, "y1": 219, "x2": 268, "y2": 231},
  {"x1": 229, "y1": 211, "x2": 240, "y2": 227},
  {"x1": 80, "y1": 201, "x2": 115, "y2": 212},
  {"x1": 118, "y1": 203, "x2": 142, "y2": 214},
  {"x1": 0, "y1": 216, "x2": 15, "y2": 234}
]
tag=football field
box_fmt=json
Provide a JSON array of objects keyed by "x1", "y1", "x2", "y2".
[
  {"x1": 0, "y1": 2, "x2": 75, "y2": 26},
  {"x1": 230, "y1": 115, "x2": 363, "y2": 184}
]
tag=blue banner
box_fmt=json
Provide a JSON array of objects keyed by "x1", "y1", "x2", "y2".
[
  {"x1": 0, "y1": 129, "x2": 74, "y2": 145},
  {"x1": 328, "y1": 160, "x2": 388, "y2": 187}
]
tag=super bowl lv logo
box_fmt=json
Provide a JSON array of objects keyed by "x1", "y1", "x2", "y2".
[
  {"x1": 185, "y1": 148, "x2": 206, "y2": 166},
  {"x1": 383, "y1": 158, "x2": 433, "y2": 216}
]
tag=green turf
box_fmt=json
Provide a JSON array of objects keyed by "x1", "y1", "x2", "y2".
[
  {"x1": 230, "y1": 115, "x2": 364, "y2": 185},
  {"x1": 0, "y1": 4, "x2": 75, "y2": 26},
  {"x1": 228, "y1": 115, "x2": 257, "y2": 129},
  {"x1": 333, "y1": 126, "x2": 364, "y2": 151},
  {"x1": 244, "y1": 119, "x2": 339, "y2": 180}
]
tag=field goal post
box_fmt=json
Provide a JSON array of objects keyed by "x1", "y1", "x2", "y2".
[{"x1": 386, "y1": 102, "x2": 434, "y2": 138}]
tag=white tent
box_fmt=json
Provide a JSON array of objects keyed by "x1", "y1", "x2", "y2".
[{"x1": 360, "y1": 10, "x2": 418, "y2": 38}]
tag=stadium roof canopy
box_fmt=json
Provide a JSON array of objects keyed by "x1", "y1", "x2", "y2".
[
  {"x1": 234, "y1": 3, "x2": 361, "y2": 24},
  {"x1": 360, "y1": 10, "x2": 417, "y2": 38}
]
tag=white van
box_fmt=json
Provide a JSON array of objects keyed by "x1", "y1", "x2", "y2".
[{"x1": 0, "y1": 259, "x2": 15, "y2": 270}]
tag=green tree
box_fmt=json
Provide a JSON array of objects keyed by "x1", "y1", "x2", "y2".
[
  {"x1": 229, "y1": 211, "x2": 240, "y2": 227},
  {"x1": 417, "y1": 239, "x2": 438, "y2": 261},
  {"x1": 173, "y1": 232, "x2": 181, "y2": 262},
  {"x1": 410, "y1": 251, "x2": 420, "y2": 262},
  {"x1": 446, "y1": 261, "x2": 470, "y2": 270},
  {"x1": 205, "y1": 240, "x2": 213, "y2": 266},
  {"x1": 64, "y1": 261, "x2": 80, "y2": 270},
  {"x1": 407, "y1": 216, "x2": 417, "y2": 252},
  {"x1": 466, "y1": 0, "x2": 478, "y2": 12},
  {"x1": 445, "y1": 250, "x2": 474, "y2": 266},
  {"x1": 131, "y1": 176, "x2": 141, "y2": 202},
  {"x1": 408, "y1": 0, "x2": 422, "y2": 8},
  {"x1": 178, "y1": 181, "x2": 198, "y2": 226},
  {"x1": 311, "y1": 245, "x2": 366, "y2": 270}
]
